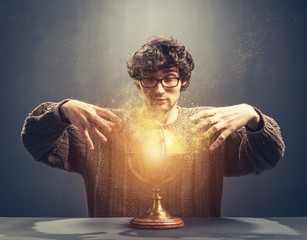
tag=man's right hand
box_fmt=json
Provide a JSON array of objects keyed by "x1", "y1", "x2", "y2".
[{"x1": 59, "y1": 100, "x2": 122, "y2": 150}]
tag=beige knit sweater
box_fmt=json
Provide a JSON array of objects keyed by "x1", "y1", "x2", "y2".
[{"x1": 21, "y1": 101, "x2": 285, "y2": 217}]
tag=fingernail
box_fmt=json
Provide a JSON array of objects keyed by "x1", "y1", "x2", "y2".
[{"x1": 209, "y1": 145, "x2": 215, "y2": 151}]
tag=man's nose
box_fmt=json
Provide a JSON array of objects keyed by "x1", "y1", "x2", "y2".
[{"x1": 154, "y1": 81, "x2": 165, "y2": 94}]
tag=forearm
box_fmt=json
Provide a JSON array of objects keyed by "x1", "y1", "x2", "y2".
[
  {"x1": 245, "y1": 112, "x2": 285, "y2": 171},
  {"x1": 21, "y1": 100, "x2": 81, "y2": 170},
  {"x1": 225, "y1": 110, "x2": 285, "y2": 176}
]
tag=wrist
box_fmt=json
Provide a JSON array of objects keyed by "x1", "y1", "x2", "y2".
[
  {"x1": 246, "y1": 106, "x2": 262, "y2": 131},
  {"x1": 58, "y1": 100, "x2": 71, "y2": 124}
]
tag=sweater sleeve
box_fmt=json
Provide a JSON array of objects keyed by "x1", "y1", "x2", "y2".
[
  {"x1": 21, "y1": 100, "x2": 87, "y2": 173},
  {"x1": 224, "y1": 108, "x2": 285, "y2": 176}
]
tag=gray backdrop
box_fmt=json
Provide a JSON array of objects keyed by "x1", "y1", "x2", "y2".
[{"x1": 1, "y1": 0, "x2": 306, "y2": 217}]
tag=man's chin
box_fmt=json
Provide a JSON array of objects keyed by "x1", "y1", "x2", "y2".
[{"x1": 149, "y1": 103, "x2": 170, "y2": 113}]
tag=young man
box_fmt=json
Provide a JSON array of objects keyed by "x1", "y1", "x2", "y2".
[{"x1": 21, "y1": 36, "x2": 285, "y2": 217}]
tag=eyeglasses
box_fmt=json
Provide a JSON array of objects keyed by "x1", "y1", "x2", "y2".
[{"x1": 140, "y1": 77, "x2": 181, "y2": 88}]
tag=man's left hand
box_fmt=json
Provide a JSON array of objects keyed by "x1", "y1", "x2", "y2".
[{"x1": 189, "y1": 104, "x2": 261, "y2": 151}]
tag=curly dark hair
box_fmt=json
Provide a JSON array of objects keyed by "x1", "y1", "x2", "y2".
[{"x1": 127, "y1": 36, "x2": 194, "y2": 91}]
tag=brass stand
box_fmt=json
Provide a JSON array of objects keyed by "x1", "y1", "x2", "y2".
[{"x1": 130, "y1": 187, "x2": 184, "y2": 229}]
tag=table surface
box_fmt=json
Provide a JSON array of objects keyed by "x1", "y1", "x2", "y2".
[{"x1": 0, "y1": 217, "x2": 306, "y2": 240}]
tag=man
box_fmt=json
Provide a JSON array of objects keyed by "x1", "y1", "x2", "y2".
[{"x1": 21, "y1": 36, "x2": 285, "y2": 217}]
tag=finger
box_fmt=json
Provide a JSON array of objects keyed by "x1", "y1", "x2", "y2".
[
  {"x1": 102, "y1": 118, "x2": 116, "y2": 128},
  {"x1": 82, "y1": 128, "x2": 94, "y2": 150},
  {"x1": 209, "y1": 129, "x2": 233, "y2": 151},
  {"x1": 192, "y1": 116, "x2": 219, "y2": 132},
  {"x1": 189, "y1": 108, "x2": 216, "y2": 122},
  {"x1": 91, "y1": 114, "x2": 113, "y2": 133},
  {"x1": 200, "y1": 121, "x2": 224, "y2": 140},
  {"x1": 95, "y1": 107, "x2": 122, "y2": 124},
  {"x1": 92, "y1": 127, "x2": 108, "y2": 143}
]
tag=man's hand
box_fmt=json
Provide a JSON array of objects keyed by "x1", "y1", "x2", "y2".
[
  {"x1": 59, "y1": 100, "x2": 122, "y2": 150},
  {"x1": 189, "y1": 104, "x2": 261, "y2": 151}
]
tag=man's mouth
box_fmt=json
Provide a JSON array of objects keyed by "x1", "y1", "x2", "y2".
[
  {"x1": 152, "y1": 98, "x2": 168, "y2": 104},
  {"x1": 152, "y1": 98, "x2": 167, "y2": 101}
]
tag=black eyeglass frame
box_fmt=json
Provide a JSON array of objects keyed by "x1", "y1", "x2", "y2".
[{"x1": 139, "y1": 77, "x2": 181, "y2": 88}]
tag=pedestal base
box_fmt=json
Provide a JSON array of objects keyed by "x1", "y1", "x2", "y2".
[
  {"x1": 130, "y1": 186, "x2": 184, "y2": 229},
  {"x1": 130, "y1": 217, "x2": 184, "y2": 229}
]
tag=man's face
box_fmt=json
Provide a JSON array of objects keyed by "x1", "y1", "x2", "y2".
[{"x1": 137, "y1": 67, "x2": 184, "y2": 113}]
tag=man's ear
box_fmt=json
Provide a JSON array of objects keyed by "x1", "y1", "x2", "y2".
[
  {"x1": 180, "y1": 81, "x2": 189, "y2": 91},
  {"x1": 181, "y1": 81, "x2": 189, "y2": 88},
  {"x1": 135, "y1": 80, "x2": 141, "y2": 89}
]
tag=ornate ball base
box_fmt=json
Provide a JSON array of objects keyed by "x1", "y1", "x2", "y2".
[
  {"x1": 130, "y1": 186, "x2": 184, "y2": 229},
  {"x1": 130, "y1": 217, "x2": 184, "y2": 229}
]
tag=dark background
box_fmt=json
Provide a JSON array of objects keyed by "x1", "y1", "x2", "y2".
[{"x1": 1, "y1": 0, "x2": 306, "y2": 217}]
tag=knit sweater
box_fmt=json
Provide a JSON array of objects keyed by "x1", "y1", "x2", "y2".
[{"x1": 21, "y1": 101, "x2": 285, "y2": 217}]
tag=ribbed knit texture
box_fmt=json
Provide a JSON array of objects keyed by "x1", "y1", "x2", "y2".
[{"x1": 21, "y1": 102, "x2": 285, "y2": 217}]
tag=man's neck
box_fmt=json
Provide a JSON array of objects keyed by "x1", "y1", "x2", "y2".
[{"x1": 141, "y1": 105, "x2": 179, "y2": 126}]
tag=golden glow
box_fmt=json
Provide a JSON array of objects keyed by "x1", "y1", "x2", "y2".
[
  {"x1": 128, "y1": 108, "x2": 187, "y2": 155},
  {"x1": 125, "y1": 108, "x2": 187, "y2": 185},
  {"x1": 140, "y1": 129, "x2": 186, "y2": 155}
]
